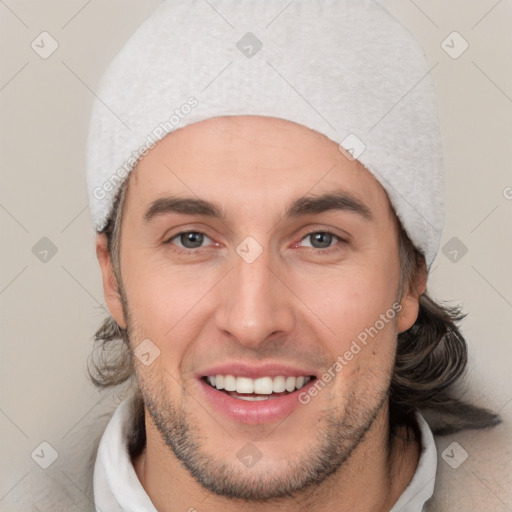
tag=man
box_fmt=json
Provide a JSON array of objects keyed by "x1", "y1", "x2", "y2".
[{"x1": 84, "y1": 1, "x2": 501, "y2": 511}]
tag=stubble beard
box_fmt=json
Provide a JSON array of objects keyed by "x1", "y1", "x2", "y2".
[{"x1": 122, "y1": 289, "x2": 394, "y2": 502}]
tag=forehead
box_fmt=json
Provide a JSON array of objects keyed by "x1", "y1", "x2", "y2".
[{"x1": 127, "y1": 116, "x2": 392, "y2": 221}]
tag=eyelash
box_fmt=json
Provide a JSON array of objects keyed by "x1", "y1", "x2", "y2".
[
  {"x1": 299, "y1": 229, "x2": 348, "y2": 252},
  {"x1": 165, "y1": 229, "x2": 347, "y2": 255}
]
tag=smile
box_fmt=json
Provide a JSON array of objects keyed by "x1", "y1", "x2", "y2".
[
  {"x1": 204, "y1": 375, "x2": 312, "y2": 400},
  {"x1": 198, "y1": 373, "x2": 317, "y2": 424}
]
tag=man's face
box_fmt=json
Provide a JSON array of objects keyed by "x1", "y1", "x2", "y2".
[{"x1": 105, "y1": 115, "x2": 412, "y2": 500}]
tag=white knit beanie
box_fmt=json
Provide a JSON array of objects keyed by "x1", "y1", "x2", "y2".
[{"x1": 86, "y1": 0, "x2": 445, "y2": 270}]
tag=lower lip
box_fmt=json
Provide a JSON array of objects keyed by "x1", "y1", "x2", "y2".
[{"x1": 197, "y1": 378, "x2": 315, "y2": 424}]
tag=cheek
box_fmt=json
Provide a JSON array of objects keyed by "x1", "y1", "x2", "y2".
[
  {"x1": 124, "y1": 273, "x2": 204, "y2": 387},
  {"x1": 294, "y1": 260, "x2": 399, "y2": 336},
  {"x1": 121, "y1": 255, "x2": 218, "y2": 349},
  {"x1": 288, "y1": 256, "x2": 400, "y2": 385}
]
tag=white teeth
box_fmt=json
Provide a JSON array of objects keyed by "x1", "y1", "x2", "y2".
[
  {"x1": 206, "y1": 374, "x2": 312, "y2": 394},
  {"x1": 235, "y1": 395, "x2": 269, "y2": 401},
  {"x1": 285, "y1": 376, "x2": 296, "y2": 392},
  {"x1": 236, "y1": 376, "x2": 254, "y2": 394},
  {"x1": 254, "y1": 377, "x2": 274, "y2": 394},
  {"x1": 273, "y1": 376, "x2": 286, "y2": 393},
  {"x1": 223, "y1": 375, "x2": 236, "y2": 391}
]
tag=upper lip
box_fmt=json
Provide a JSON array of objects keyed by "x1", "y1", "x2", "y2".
[{"x1": 197, "y1": 362, "x2": 318, "y2": 379}]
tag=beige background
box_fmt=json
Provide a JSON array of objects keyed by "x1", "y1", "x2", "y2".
[{"x1": 1, "y1": 0, "x2": 511, "y2": 509}]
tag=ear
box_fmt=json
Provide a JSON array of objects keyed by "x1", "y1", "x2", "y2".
[
  {"x1": 397, "y1": 259, "x2": 427, "y2": 334},
  {"x1": 96, "y1": 233, "x2": 127, "y2": 329}
]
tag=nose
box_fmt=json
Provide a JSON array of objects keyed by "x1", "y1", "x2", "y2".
[{"x1": 214, "y1": 246, "x2": 295, "y2": 349}]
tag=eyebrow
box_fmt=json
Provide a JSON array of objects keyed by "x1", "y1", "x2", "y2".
[
  {"x1": 143, "y1": 190, "x2": 373, "y2": 224},
  {"x1": 285, "y1": 191, "x2": 373, "y2": 221}
]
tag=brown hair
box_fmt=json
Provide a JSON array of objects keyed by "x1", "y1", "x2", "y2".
[{"x1": 88, "y1": 178, "x2": 502, "y2": 451}]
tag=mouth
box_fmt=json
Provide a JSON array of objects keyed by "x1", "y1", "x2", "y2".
[{"x1": 201, "y1": 374, "x2": 316, "y2": 401}]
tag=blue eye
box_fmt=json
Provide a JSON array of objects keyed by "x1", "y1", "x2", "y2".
[
  {"x1": 299, "y1": 230, "x2": 344, "y2": 250},
  {"x1": 301, "y1": 231, "x2": 336, "y2": 249},
  {"x1": 166, "y1": 231, "x2": 212, "y2": 250},
  {"x1": 165, "y1": 229, "x2": 347, "y2": 255}
]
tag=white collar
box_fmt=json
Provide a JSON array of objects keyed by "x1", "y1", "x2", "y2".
[
  {"x1": 94, "y1": 397, "x2": 437, "y2": 512},
  {"x1": 389, "y1": 411, "x2": 437, "y2": 512}
]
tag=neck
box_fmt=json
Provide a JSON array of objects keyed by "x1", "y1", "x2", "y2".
[{"x1": 132, "y1": 402, "x2": 421, "y2": 512}]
